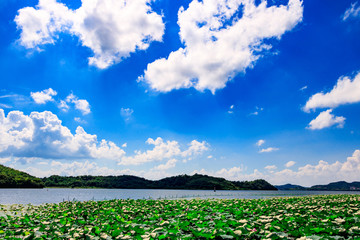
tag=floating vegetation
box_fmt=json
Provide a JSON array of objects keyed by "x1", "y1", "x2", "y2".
[{"x1": 0, "y1": 195, "x2": 359, "y2": 239}]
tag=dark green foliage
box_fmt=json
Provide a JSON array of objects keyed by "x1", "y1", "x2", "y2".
[
  {"x1": 0, "y1": 164, "x2": 44, "y2": 188},
  {"x1": 42, "y1": 173, "x2": 277, "y2": 190},
  {"x1": 232, "y1": 179, "x2": 277, "y2": 190},
  {"x1": 42, "y1": 175, "x2": 151, "y2": 189}
]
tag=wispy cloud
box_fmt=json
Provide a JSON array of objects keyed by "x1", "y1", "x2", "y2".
[
  {"x1": 256, "y1": 139, "x2": 265, "y2": 147},
  {"x1": 259, "y1": 147, "x2": 279, "y2": 153},
  {"x1": 120, "y1": 108, "x2": 134, "y2": 122},
  {"x1": 343, "y1": 2, "x2": 360, "y2": 21},
  {"x1": 299, "y1": 85, "x2": 307, "y2": 91}
]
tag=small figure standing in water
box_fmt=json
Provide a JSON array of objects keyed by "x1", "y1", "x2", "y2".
[{"x1": 214, "y1": 186, "x2": 216, "y2": 192}]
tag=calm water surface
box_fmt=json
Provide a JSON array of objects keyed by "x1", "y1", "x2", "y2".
[{"x1": 0, "y1": 188, "x2": 359, "y2": 205}]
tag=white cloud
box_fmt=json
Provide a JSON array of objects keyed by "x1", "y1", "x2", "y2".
[
  {"x1": 343, "y1": 2, "x2": 360, "y2": 21},
  {"x1": 118, "y1": 137, "x2": 208, "y2": 165},
  {"x1": 216, "y1": 166, "x2": 243, "y2": 178},
  {"x1": 265, "y1": 165, "x2": 277, "y2": 171},
  {"x1": 31, "y1": 88, "x2": 57, "y2": 104},
  {"x1": 21, "y1": 159, "x2": 177, "y2": 180},
  {"x1": 300, "y1": 85, "x2": 307, "y2": 91},
  {"x1": 0, "y1": 109, "x2": 124, "y2": 160},
  {"x1": 304, "y1": 72, "x2": 360, "y2": 112},
  {"x1": 192, "y1": 166, "x2": 250, "y2": 181},
  {"x1": 285, "y1": 160, "x2": 296, "y2": 168},
  {"x1": 182, "y1": 140, "x2": 209, "y2": 157},
  {"x1": 256, "y1": 139, "x2": 265, "y2": 147},
  {"x1": 0, "y1": 103, "x2": 12, "y2": 109},
  {"x1": 21, "y1": 160, "x2": 137, "y2": 178},
  {"x1": 192, "y1": 149, "x2": 360, "y2": 186},
  {"x1": 269, "y1": 150, "x2": 360, "y2": 186},
  {"x1": 122, "y1": 143, "x2": 127, "y2": 148},
  {"x1": 15, "y1": 0, "x2": 165, "y2": 69},
  {"x1": 120, "y1": 108, "x2": 134, "y2": 121},
  {"x1": 0, "y1": 157, "x2": 11, "y2": 164},
  {"x1": 66, "y1": 93, "x2": 90, "y2": 115},
  {"x1": 141, "y1": 0, "x2": 303, "y2": 93},
  {"x1": 58, "y1": 100, "x2": 70, "y2": 112},
  {"x1": 74, "y1": 117, "x2": 86, "y2": 124},
  {"x1": 207, "y1": 155, "x2": 213, "y2": 159},
  {"x1": 153, "y1": 159, "x2": 177, "y2": 171},
  {"x1": 250, "y1": 107, "x2": 263, "y2": 116},
  {"x1": 307, "y1": 109, "x2": 345, "y2": 130},
  {"x1": 228, "y1": 105, "x2": 234, "y2": 114},
  {"x1": 259, "y1": 147, "x2": 279, "y2": 153}
]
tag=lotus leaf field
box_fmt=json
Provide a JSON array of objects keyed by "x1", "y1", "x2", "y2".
[{"x1": 1, "y1": 195, "x2": 360, "y2": 239}]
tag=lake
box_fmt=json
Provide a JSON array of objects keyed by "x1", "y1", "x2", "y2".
[{"x1": 0, "y1": 188, "x2": 359, "y2": 205}]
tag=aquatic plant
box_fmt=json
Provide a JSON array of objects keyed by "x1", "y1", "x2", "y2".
[{"x1": 0, "y1": 194, "x2": 359, "y2": 239}]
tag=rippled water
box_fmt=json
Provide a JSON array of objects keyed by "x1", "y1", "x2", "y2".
[{"x1": 0, "y1": 188, "x2": 359, "y2": 205}]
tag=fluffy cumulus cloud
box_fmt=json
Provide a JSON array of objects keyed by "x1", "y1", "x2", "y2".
[
  {"x1": 0, "y1": 109, "x2": 125, "y2": 160},
  {"x1": 307, "y1": 109, "x2": 345, "y2": 130},
  {"x1": 192, "y1": 166, "x2": 244, "y2": 180},
  {"x1": 20, "y1": 159, "x2": 177, "y2": 179},
  {"x1": 118, "y1": 137, "x2": 209, "y2": 165},
  {"x1": 31, "y1": 88, "x2": 57, "y2": 104},
  {"x1": 268, "y1": 150, "x2": 360, "y2": 186},
  {"x1": 153, "y1": 159, "x2": 177, "y2": 171},
  {"x1": 21, "y1": 160, "x2": 138, "y2": 178},
  {"x1": 343, "y1": 2, "x2": 360, "y2": 21},
  {"x1": 65, "y1": 93, "x2": 91, "y2": 115},
  {"x1": 304, "y1": 72, "x2": 360, "y2": 112},
  {"x1": 15, "y1": 0, "x2": 164, "y2": 68},
  {"x1": 193, "y1": 149, "x2": 360, "y2": 186},
  {"x1": 141, "y1": 0, "x2": 303, "y2": 93}
]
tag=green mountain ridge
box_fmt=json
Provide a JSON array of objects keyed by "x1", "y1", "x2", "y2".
[
  {"x1": 42, "y1": 174, "x2": 277, "y2": 190},
  {"x1": 0, "y1": 164, "x2": 277, "y2": 190},
  {"x1": 274, "y1": 183, "x2": 307, "y2": 190},
  {"x1": 276, "y1": 181, "x2": 360, "y2": 191},
  {"x1": 310, "y1": 181, "x2": 360, "y2": 191},
  {"x1": 0, "y1": 164, "x2": 44, "y2": 188}
]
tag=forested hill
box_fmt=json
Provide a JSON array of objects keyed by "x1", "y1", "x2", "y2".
[
  {"x1": 0, "y1": 164, "x2": 44, "y2": 188},
  {"x1": 309, "y1": 181, "x2": 360, "y2": 191},
  {"x1": 276, "y1": 181, "x2": 360, "y2": 190},
  {"x1": 42, "y1": 174, "x2": 277, "y2": 190}
]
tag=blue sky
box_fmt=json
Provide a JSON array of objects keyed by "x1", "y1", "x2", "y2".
[{"x1": 0, "y1": 0, "x2": 360, "y2": 186}]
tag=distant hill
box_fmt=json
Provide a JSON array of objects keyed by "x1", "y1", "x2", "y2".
[
  {"x1": 275, "y1": 181, "x2": 360, "y2": 191},
  {"x1": 310, "y1": 181, "x2": 360, "y2": 191},
  {"x1": 42, "y1": 174, "x2": 277, "y2": 190},
  {"x1": 275, "y1": 184, "x2": 308, "y2": 190},
  {"x1": 0, "y1": 164, "x2": 44, "y2": 188}
]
